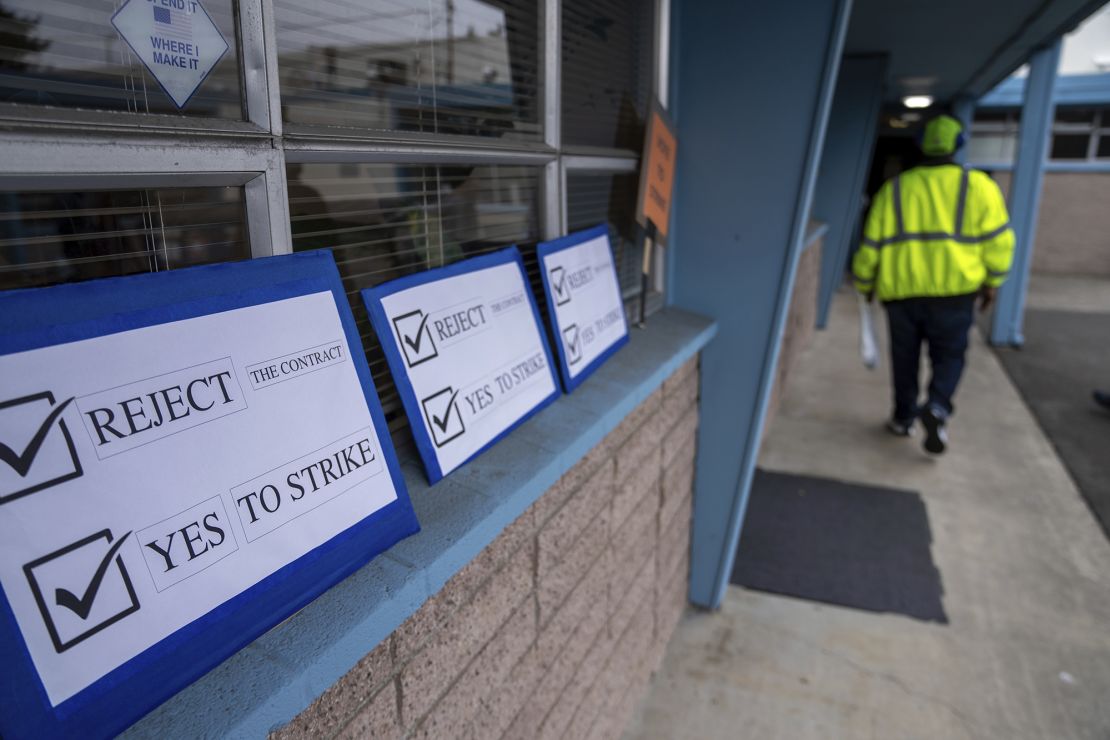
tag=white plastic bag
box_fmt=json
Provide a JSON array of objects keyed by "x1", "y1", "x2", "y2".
[{"x1": 857, "y1": 292, "x2": 879, "y2": 370}]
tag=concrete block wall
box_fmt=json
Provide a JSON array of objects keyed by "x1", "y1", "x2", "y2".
[
  {"x1": 270, "y1": 356, "x2": 701, "y2": 740},
  {"x1": 991, "y1": 171, "x2": 1110, "y2": 277}
]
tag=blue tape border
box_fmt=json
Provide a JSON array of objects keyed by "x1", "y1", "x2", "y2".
[
  {"x1": 362, "y1": 246, "x2": 561, "y2": 485},
  {"x1": 0, "y1": 251, "x2": 419, "y2": 739},
  {"x1": 536, "y1": 224, "x2": 631, "y2": 394}
]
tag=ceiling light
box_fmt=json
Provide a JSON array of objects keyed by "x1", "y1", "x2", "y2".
[{"x1": 902, "y1": 95, "x2": 934, "y2": 109}]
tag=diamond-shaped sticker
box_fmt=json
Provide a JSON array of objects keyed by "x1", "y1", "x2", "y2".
[{"x1": 111, "y1": 0, "x2": 230, "y2": 110}]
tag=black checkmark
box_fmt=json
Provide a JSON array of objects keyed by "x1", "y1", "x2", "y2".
[
  {"x1": 54, "y1": 531, "x2": 132, "y2": 620},
  {"x1": 564, "y1": 326, "x2": 582, "y2": 363},
  {"x1": 402, "y1": 313, "x2": 431, "y2": 354},
  {"x1": 551, "y1": 268, "x2": 570, "y2": 303},
  {"x1": 430, "y1": 390, "x2": 460, "y2": 434},
  {"x1": 0, "y1": 396, "x2": 75, "y2": 478}
]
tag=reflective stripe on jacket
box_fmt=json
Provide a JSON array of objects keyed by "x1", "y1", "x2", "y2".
[{"x1": 852, "y1": 164, "x2": 1015, "y2": 301}]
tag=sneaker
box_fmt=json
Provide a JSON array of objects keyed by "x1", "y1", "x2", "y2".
[
  {"x1": 886, "y1": 418, "x2": 915, "y2": 437},
  {"x1": 1094, "y1": 390, "x2": 1110, "y2": 411},
  {"x1": 919, "y1": 404, "x2": 948, "y2": 455}
]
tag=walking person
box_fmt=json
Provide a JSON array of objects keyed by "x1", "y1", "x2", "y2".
[{"x1": 852, "y1": 114, "x2": 1015, "y2": 454}]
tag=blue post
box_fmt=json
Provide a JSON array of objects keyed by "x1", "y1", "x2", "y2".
[
  {"x1": 670, "y1": 0, "x2": 852, "y2": 610},
  {"x1": 814, "y1": 55, "x2": 888, "y2": 329},
  {"x1": 952, "y1": 95, "x2": 975, "y2": 166},
  {"x1": 990, "y1": 41, "x2": 1061, "y2": 347}
]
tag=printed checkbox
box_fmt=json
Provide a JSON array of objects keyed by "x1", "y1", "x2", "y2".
[
  {"x1": 0, "y1": 392, "x2": 83, "y2": 505},
  {"x1": 393, "y1": 309, "x2": 438, "y2": 367},
  {"x1": 421, "y1": 387, "x2": 465, "y2": 448},
  {"x1": 23, "y1": 529, "x2": 140, "y2": 654},
  {"x1": 550, "y1": 266, "x2": 571, "y2": 306},
  {"x1": 563, "y1": 324, "x2": 583, "y2": 366}
]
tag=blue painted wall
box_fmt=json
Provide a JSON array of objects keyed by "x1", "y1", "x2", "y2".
[
  {"x1": 670, "y1": 0, "x2": 853, "y2": 609},
  {"x1": 813, "y1": 55, "x2": 888, "y2": 330}
]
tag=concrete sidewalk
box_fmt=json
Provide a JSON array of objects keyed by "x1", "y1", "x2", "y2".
[{"x1": 624, "y1": 289, "x2": 1110, "y2": 739}]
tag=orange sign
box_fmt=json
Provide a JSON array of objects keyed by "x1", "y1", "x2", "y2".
[{"x1": 636, "y1": 102, "x2": 677, "y2": 240}]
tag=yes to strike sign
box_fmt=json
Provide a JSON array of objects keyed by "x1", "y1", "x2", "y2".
[
  {"x1": 538, "y1": 225, "x2": 630, "y2": 391},
  {"x1": 0, "y1": 253, "x2": 418, "y2": 738},
  {"x1": 363, "y1": 247, "x2": 560, "y2": 483}
]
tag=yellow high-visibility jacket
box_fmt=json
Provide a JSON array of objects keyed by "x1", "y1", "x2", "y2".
[{"x1": 852, "y1": 164, "x2": 1015, "y2": 301}]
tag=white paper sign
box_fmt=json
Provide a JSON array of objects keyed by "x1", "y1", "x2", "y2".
[
  {"x1": 0, "y1": 292, "x2": 399, "y2": 706},
  {"x1": 365, "y1": 250, "x2": 559, "y2": 482},
  {"x1": 111, "y1": 0, "x2": 229, "y2": 109},
  {"x1": 538, "y1": 226, "x2": 630, "y2": 390}
]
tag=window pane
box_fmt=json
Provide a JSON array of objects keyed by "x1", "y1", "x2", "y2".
[
  {"x1": 274, "y1": 0, "x2": 541, "y2": 141},
  {"x1": 288, "y1": 162, "x2": 541, "y2": 443},
  {"x1": 1098, "y1": 135, "x2": 1110, "y2": 160},
  {"x1": 566, "y1": 170, "x2": 659, "y2": 317},
  {"x1": 562, "y1": 0, "x2": 653, "y2": 149},
  {"x1": 0, "y1": 0, "x2": 243, "y2": 118},
  {"x1": 966, "y1": 133, "x2": 1017, "y2": 164},
  {"x1": 973, "y1": 110, "x2": 1011, "y2": 124},
  {"x1": 1054, "y1": 107, "x2": 1095, "y2": 125},
  {"x1": 1050, "y1": 133, "x2": 1090, "y2": 160},
  {"x1": 0, "y1": 185, "x2": 249, "y2": 291}
]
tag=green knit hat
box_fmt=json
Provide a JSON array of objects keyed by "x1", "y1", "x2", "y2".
[{"x1": 920, "y1": 115, "x2": 964, "y2": 156}]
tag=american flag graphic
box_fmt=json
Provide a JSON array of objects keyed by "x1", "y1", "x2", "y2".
[{"x1": 151, "y1": 5, "x2": 194, "y2": 41}]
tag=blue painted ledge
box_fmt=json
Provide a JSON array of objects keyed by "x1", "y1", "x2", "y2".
[{"x1": 123, "y1": 308, "x2": 717, "y2": 739}]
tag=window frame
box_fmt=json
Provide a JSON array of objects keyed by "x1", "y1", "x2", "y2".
[{"x1": 0, "y1": 0, "x2": 670, "y2": 297}]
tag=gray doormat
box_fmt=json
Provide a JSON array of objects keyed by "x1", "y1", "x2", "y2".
[
  {"x1": 990, "y1": 309, "x2": 1110, "y2": 538},
  {"x1": 731, "y1": 469, "x2": 947, "y2": 623}
]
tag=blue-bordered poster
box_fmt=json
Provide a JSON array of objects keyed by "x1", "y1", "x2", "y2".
[
  {"x1": 0, "y1": 251, "x2": 419, "y2": 738},
  {"x1": 362, "y1": 247, "x2": 560, "y2": 484},
  {"x1": 537, "y1": 225, "x2": 630, "y2": 392}
]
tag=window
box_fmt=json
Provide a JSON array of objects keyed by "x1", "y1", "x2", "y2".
[
  {"x1": 1048, "y1": 106, "x2": 1109, "y2": 162},
  {"x1": 274, "y1": 0, "x2": 541, "y2": 141},
  {"x1": 562, "y1": 0, "x2": 654, "y2": 149},
  {"x1": 0, "y1": 0, "x2": 667, "y2": 452},
  {"x1": 0, "y1": 0, "x2": 243, "y2": 119},
  {"x1": 0, "y1": 185, "x2": 248, "y2": 291},
  {"x1": 1050, "y1": 133, "x2": 1090, "y2": 160},
  {"x1": 1054, "y1": 107, "x2": 1096, "y2": 125},
  {"x1": 968, "y1": 109, "x2": 1020, "y2": 165}
]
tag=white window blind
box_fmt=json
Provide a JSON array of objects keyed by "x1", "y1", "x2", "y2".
[
  {"x1": 274, "y1": 0, "x2": 541, "y2": 141},
  {"x1": 0, "y1": 185, "x2": 249, "y2": 291},
  {"x1": 0, "y1": 0, "x2": 243, "y2": 117},
  {"x1": 566, "y1": 170, "x2": 661, "y2": 318},
  {"x1": 562, "y1": 0, "x2": 653, "y2": 149}
]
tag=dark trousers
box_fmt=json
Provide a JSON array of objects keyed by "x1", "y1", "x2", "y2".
[{"x1": 884, "y1": 294, "x2": 977, "y2": 422}]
